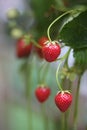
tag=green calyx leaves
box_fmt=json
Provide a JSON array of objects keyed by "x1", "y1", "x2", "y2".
[
  {"x1": 23, "y1": 34, "x2": 32, "y2": 45},
  {"x1": 60, "y1": 66, "x2": 77, "y2": 82}
]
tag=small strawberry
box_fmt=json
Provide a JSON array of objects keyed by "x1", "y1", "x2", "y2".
[
  {"x1": 36, "y1": 36, "x2": 48, "y2": 58},
  {"x1": 55, "y1": 91, "x2": 72, "y2": 112},
  {"x1": 42, "y1": 41, "x2": 61, "y2": 62},
  {"x1": 16, "y1": 37, "x2": 32, "y2": 58},
  {"x1": 35, "y1": 85, "x2": 51, "y2": 103}
]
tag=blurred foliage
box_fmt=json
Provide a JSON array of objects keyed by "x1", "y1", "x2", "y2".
[{"x1": 7, "y1": 104, "x2": 58, "y2": 130}]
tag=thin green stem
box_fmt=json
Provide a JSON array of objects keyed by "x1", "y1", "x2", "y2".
[
  {"x1": 47, "y1": 10, "x2": 73, "y2": 41},
  {"x1": 25, "y1": 59, "x2": 30, "y2": 98},
  {"x1": 27, "y1": 103, "x2": 33, "y2": 130},
  {"x1": 73, "y1": 75, "x2": 82, "y2": 130},
  {"x1": 65, "y1": 80, "x2": 72, "y2": 130},
  {"x1": 65, "y1": 112, "x2": 68, "y2": 130},
  {"x1": 38, "y1": 62, "x2": 49, "y2": 84},
  {"x1": 38, "y1": 61, "x2": 46, "y2": 84},
  {"x1": 56, "y1": 48, "x2": 71, "y2": 91},
  {"x1": 56, "y1": 48, "x2": 71, "y2": 61},
  {"x1": 41, "y1": 104, "x2": 49, "y2": 130},
  {"x1": 38, "y1": 61, "x2": 50, "y2": 85},
  {"x1": 24, "y1": 59, "x2": 33, "y2": 130},
  {"x1": 42, "y1": 63, "x2": 49, "y2": 84},
  {"x1": 61, "y1": 79, "x2": 72, "y2": 130},
  {"x1": 61, "y1": 113, "x2": 65, "y2": 130},
  {"x1": 31, "y1": 39, "x2": 42, "y2": 48},
  {"x1": 56, "y1": 62, "x2": 63, "y2": 91}
]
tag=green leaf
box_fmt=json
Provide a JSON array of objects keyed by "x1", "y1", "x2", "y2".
[
  {"x1": 59, "y1": 9, "x2": 87, "y2": 49},
  {"x1": 73, "y1": 48, "x2": 87, "y2": 70},
  {"x1": 67, "y1": 0, "x2": 87, "y2": 7}
]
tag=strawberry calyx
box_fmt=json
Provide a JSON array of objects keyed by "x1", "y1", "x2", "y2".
[
  {"x1": 64, "y1": 90, "x2": 71, "y2": 94},
  {"x1": 57, "y1": 90, "x2": 71, "y2": 95},
  {"x1": 23, "y1": 34, "x2": 32, "y2": 45},
  {"x1": 37, "y1": 84, "x2": 47, "y2": 88},
  {"x1": 44, "y1": 40, "x2": 60, "y2": 46},
  {"x1": 44, "y1": 41, "x2": 62, "y2": 50},
  {"x1": 51, "y1": 41, "x2": 59, "y2": 45}
]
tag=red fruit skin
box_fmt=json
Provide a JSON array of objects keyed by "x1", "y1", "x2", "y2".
[
  {"x1": 55, "y1": 91, "x2": 72, "y2": 112},
  {"x1": 36, "y1": 36, "x2": 48, "y2": 58},
  {"x1": 16, "y1": 38, "x2": 32, "y2": 58},
  {"x1": 35, "y1": 86, "x2": 51, "y2": 103},
  {"x1": 42, "y1": 42, "x2": 61, "y2": 62}
]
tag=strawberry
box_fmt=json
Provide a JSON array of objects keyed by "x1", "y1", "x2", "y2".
[
  {"x1": 42, "y1": 41, "x2": 61, "y2": 62},
  {"x1": 16, "y1": 37, "x2": 32, "y2": 58},
  {"x1": 55, "y1": 91, "x2": 72, "y2": 112},
  {"x1": 36, "y1": 36, "x2": 48, "y2": 58},
  {"x1": 35, "y1": 85, "x2": 51, "y2": 103}
]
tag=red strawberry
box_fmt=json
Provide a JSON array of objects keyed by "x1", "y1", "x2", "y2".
[
  {"x1": 42, "y1": 41, "x2": 61, "y2": 62},
  {"x1": 16, "y1": 37, "x2": 32, "y2": 58},
  {"x1": 36, "y1": 36, "x2": 48, "y2": 58},
  {"x1": 55, "y1": 91, "x2": 72, "y2": 112},
  {"x1": 35, "y1": 85, "x2": 51, "y2": 103}
]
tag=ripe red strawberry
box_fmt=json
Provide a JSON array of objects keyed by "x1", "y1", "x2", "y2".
[
  {"x1": 55, "y1": 91, "x2": 72, "y2": 112},
  {"x1": 36, "y1": 36, "x2": 48, "y2": 58},
  {"x1": 16, "y1": 37, "x2": 32, "y2": 58},
  {"x1": 42, "y1": 41, "x2": 61, "y2": 62},
  {"x1": 35, "y1": 85, "x2": 51, "y2": 103}
]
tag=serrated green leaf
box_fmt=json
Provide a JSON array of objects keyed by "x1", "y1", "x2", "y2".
[{"x1": 59, "y1": 9, "x2": 87, "y2": 49}]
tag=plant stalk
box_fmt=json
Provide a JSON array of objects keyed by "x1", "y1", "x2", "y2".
[
  {"x1": 25, "y1": 58, "x2": 33, "y2": 130},
  {"x1": 61, "y1": 113, "x2": 65, "y2": 130},
  {"x1": 65, "y1": 80, "x2": 73, "y2": 130},
  {"x1": 41, "y1": 104, "x2": 49, "y2": 130},
  {"x1": 73, "y1": 75, "x2": 81, "y2": 130}
]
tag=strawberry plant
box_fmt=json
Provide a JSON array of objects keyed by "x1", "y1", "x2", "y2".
[{"x1": 5, "y1": 0, "x2": 87, "y2": 130}]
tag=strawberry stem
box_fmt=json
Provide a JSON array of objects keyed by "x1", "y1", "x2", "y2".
[
  {"x1": 47, "y1": 10, "x2": 73, "y2": 42},
  {"x1": 73, "y1": 75, "x2": 82, "y2": 130},
  {"x1": 24, "y1": 58, "x2": 33, "y2": 130},
  {"x1": 24, "y1": 59, "x2": 29, "y2": 98},
  {"x1": 56, "y1": 62, "x2": 63, "y2": 91},
  {"x1": 31, "y1": 39, "x2": 42, "y2": 48},
  {"x1": 56, "y1": 48, "x2": 71, "y2": 91},
  {"x1": 64, "y1": 80, "x2": 73, "y2": 130},
  {"x1": 38, "y1": 61, "x2": 49, "y2": 84},
  {"x1": 42, "y1": 63, "x2": 49, "y2": 84},
  {"x1": 56, "y1": 48, "x2": 71, "y2": 61},
  {"x1": 61, "y1": 113, "x2": 65, "y2": 130},
  {"x1": 41, "y1": 104, "x2": 49, "y2": 130},
  {"x1": 38, "y1": 61, "x2": 48, "y2": 84}
]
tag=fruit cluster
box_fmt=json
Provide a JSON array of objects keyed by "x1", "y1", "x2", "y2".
[{"x1": 16, "y1": 35, "x2": 72, "y2": 112}]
